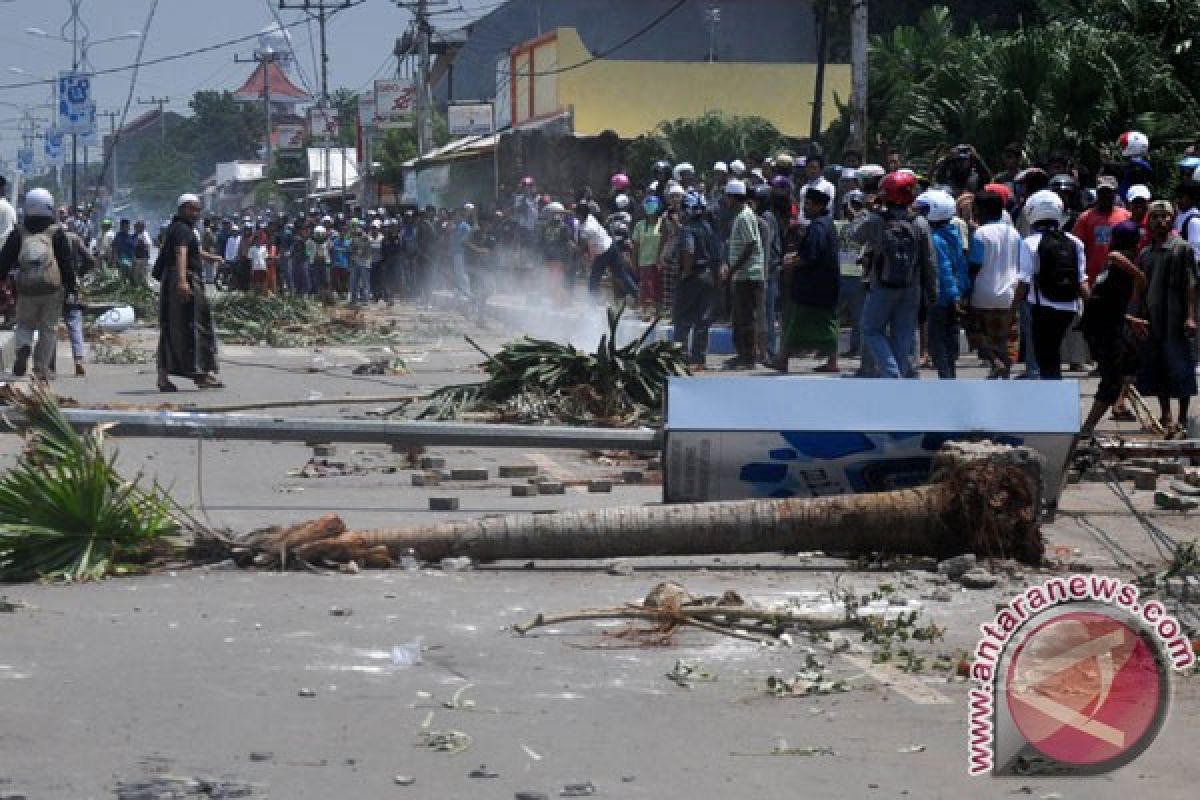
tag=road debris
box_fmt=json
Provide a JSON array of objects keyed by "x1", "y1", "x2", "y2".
[
  {"x1": 417, "y1": 730, "x2": 473, "y2": 755},
  {"x1": 418, "y1": 307, "x2": 688, "y2": 425},
  {"x1": 393, "y1": 775, "x2": 416, "y2": 786},
  {"x1": 468, "y1": 764, "x2": 499, "y2": 778},
  {"x1": 666, "y1": 659, "x2": 717, "y2": 687},
  {"x1": 560, "y1": 781, "x2": 597, "y2": 797}
]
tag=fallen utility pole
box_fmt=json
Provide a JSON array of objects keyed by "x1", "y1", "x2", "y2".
[
  {"x1": 234, "y1": 442, "x2": 1046, "y2": 568},
  {"x1": 1093, "y1": 438, "x2": 1200, "y2": 458},
  {"x1": 0, "y1": 407, "x2": 659, "y2": 451}
]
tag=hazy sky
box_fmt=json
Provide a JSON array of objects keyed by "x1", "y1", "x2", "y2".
[{"x1": 0, "y1": 0, "x2": 499, "y2": 160}]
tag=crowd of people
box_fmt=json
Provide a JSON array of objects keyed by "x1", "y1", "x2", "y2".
[
  {"x1": 482, "y1": 137, "x2": 1197, "y2": 439},
  {"x1": 0, "y1": 130, "x2": 1197, "y2": 436}
]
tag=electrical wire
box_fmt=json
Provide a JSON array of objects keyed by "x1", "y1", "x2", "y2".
[
  {"x1": 0, "y1": 1, "x2": 365, "y2": 93},
  {"x1": 511, "y1": 0, "x2": 689, "y2": 77},
  {"x1": 86, "y1": 0, "x2": 160, "y2": 205},
  {"x1": 265, "y1": 0, "x2": 317, "y2": 97}
]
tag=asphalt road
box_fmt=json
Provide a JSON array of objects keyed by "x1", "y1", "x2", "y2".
[{"x1": 1, "y1": 299, "x2": 1198, "y2": 799}]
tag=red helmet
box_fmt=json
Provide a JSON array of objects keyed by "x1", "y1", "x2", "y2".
[
  {"x1": 983, "y1": 182, "x2": 1013, "y2": 208},
  {"x1": 880, "y1": 171, "x2": 917, "y2": 206},
  {"x1": 610, "y1": 172, "x2": 630, "y2": 191}
]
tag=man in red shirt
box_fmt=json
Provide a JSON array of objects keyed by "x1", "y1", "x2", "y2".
[{"x1": 1074, "y1": 176, "x2": 1133, "y2": 286}]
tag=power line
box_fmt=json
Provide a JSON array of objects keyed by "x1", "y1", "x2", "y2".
[
  {"x1": 516, "y1": 0, "x2": 690, "y2": 77},
  {"x1": 0, "y1": 1, "x2": 365, "y2": 93}
]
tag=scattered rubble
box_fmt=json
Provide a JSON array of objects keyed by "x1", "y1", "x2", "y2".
[{"x1": 959, "y1": 569, "x2": 1000, "y2": 589}]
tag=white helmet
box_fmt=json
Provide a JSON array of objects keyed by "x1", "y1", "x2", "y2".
[
  {"x1": 713, "y1": 161, "x2": 728, "y2": 173},
  {"x1": 857, "y1": 164, "x2": 886, "y2": 181},
  {"x1": 614, "y1": 193, "x2": 630, "y2": 210},
  {"x1": 177, "y1": 192, "x2": 201, "y2": 209},
  {"x1": 729, "y1": 159, "x2": 746, "y2": 176},
  {"x1": 1024, "y1": 189, "x2": 1064, "y2": 227},
  {"x1": 917, "y1": 189, "x2": 956, "y2": 223},
  {"x1": 23, "y1": 187, "x2": 54, "y2": 218},
  {"x1": 313, "y1": 225, "x2": 327, "y2": 236},
  {"x1": 673, "y1": 162, "x2": 695, "y2": 180},
  {"x1": 666, "y1": 181, "x2": 686, "y2": 198},
  {"x1": 1119, "y1": 131, "x2": 1149, "y2": 158}
]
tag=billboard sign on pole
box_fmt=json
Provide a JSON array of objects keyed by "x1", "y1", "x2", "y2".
[
  {"x1": 308, "y1": 108, "x2": 339, "y2": 143},
  {"x1": 273, "y1": 123, "x2": 306, "y2": 157},
  {"x1": 447, "y1": 103, "x2": 495, "y2": 136},
  {"x1": 57, "y1": 72, "x2": 96, "y2": 135},
  {"x1": 44, "y1": 129, "x2": 65, "y2": 166},
  {"x1": 373, "y1": 80, "x2": 416, "y2": 129}
]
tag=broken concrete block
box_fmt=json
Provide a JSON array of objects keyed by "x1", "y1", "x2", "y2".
[
  {"x1": 1133, "y1": 470, "x2": 1159, "y2": 491},
  {"x1": 498, "y1": 464, "x2": 539, "y2": 478},
  {"x1": 587, "y1": 479, "x2": 613, "y2": 493},
  {"x1": 621, "y1": 470, "x2": 645, "y2": 484},
  {"x1": 1183, "y1": 470, "x2": 1200, "y2": 488},
  {"x1": 1119, "y1": 466, "x2": 1157, "y2": 490},
  {"x1": 311, "y1": 444, "x2": 337, "y2": 458},
  {"x1": 429, "y1": 497, "x2": 460, "y2": 511},
  {"x1": 959, "y1": 568, "x2": 999, "y2": 589},
  {"x1": 511, "y1": 484, "x2": 538, "y2": 497},
  {"x1": 605, "y1": 559, "x2": 634, "y2": 576},
  {"x1": 419, "y1": 456, "x2": 446, "y2": 470},
  {"x1": 450, "y1": 467, "x2": 489, "y2": 481},
  {"x1": 1154, "y1": 491, "x2": 1198, "y2": 511},
  {"x1": 937, "y1": 554, "x2": 977, "y2": 580},
  {"x1": 411, "y1": 472, "x2": 440, "y2": 487},
  {"x1": 536, "y1": 481, "x2": 566, "y2": 495},
  {"x1": 1169, "y1": 480, "x2": 1200, "y2": 497}
]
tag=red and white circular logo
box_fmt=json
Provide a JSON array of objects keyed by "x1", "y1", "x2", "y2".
[{"x1": 1005, "y1": 609, "x2": 1170, "y2": 770}]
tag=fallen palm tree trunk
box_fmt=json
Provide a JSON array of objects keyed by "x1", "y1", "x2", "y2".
[{"x1": 240, "y1": 442, "x2": 1045, "y2": 568}]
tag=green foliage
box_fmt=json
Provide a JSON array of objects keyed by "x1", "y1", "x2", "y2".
[
  {"x1": 627, "y1": 112, "x2": 786, "y2": 189},
  {"x1": 863, "y1": 6, "x2": 1199, "y2": 171},
  {"x1": 374, "y1": 113, "x2": 452, "y2": 189},
  {"x1": 0, "y1": 384, "x2": 179, "y2": 582},
  {"x1": 421, "y1": 306, "x2": 691, "y2": 424},
  {"x1": 126, "y1": 90, "x2": 265, "y2": 214},
  {"x1": 83, "y1": 267, "x2": 158, "y2": 322}
]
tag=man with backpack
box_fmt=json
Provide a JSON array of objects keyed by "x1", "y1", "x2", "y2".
[
  {"x1": 672, "y1": 191, "x2": 720, "y2": 369},
  {"x1": 851, "y1": 171, "x2": 937, "y2": 379},
  {"x1": 1011, "y1": 190, "x2": 1088, "y2": 381},
  {"x1": 0, "y1": 188, "x2": 77, "y2": 380},
  {"x1": 968, "y1": 189, "x2": 1031, "y2": 379},
  {"x1": 916, "y1": 189, "x2": 969, "y2": 379}
]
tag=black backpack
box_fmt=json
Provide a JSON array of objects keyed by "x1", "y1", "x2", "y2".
[
  {"x1": 1034, "y1": 229, "x2": 1080, "y2": 303},
  {"x1": 874, "y1": 213, "x2": 920, "y2": 289}
]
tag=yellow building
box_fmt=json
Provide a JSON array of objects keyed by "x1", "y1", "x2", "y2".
[{"x1": 502, "y1": 27, "x2": 850, "y2": 139}]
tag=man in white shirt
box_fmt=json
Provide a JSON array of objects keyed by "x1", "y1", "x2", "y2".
[
  {"x1": 969, "y1": 188, "x2": 1033, "y2": 379},
  {"x1": 578, "y1": 202, "x2": 636, "y2": 300},
  {"x1": 1012, "y1": 190, "x2": 1088, "y2": 380},
  {"x1": 0, "y1": 176, "x2": 16, "y2": 248}
]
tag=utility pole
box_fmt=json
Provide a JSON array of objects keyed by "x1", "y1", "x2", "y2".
[
  {"x1": 137, "y1": 96, "x2": 170, "y2": 144},
  {"x1": 279, "y1": 2, "x2": 353, "y2": 204},
  {"x1": 236, "y1": 48, "x2": 279, "y2": 173},
  {"x1": 809, "y1": 0, "x2": 831, "y2": 145},
  {"x1": 849, "y1": 0, "x2": 869, "y2": 159},
  {"x1": 394, "y1": 0, "x2": 448, "y2": 158},
  {"x1": 96, "y1": 109, "x2": 120, "y2": 206}
]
